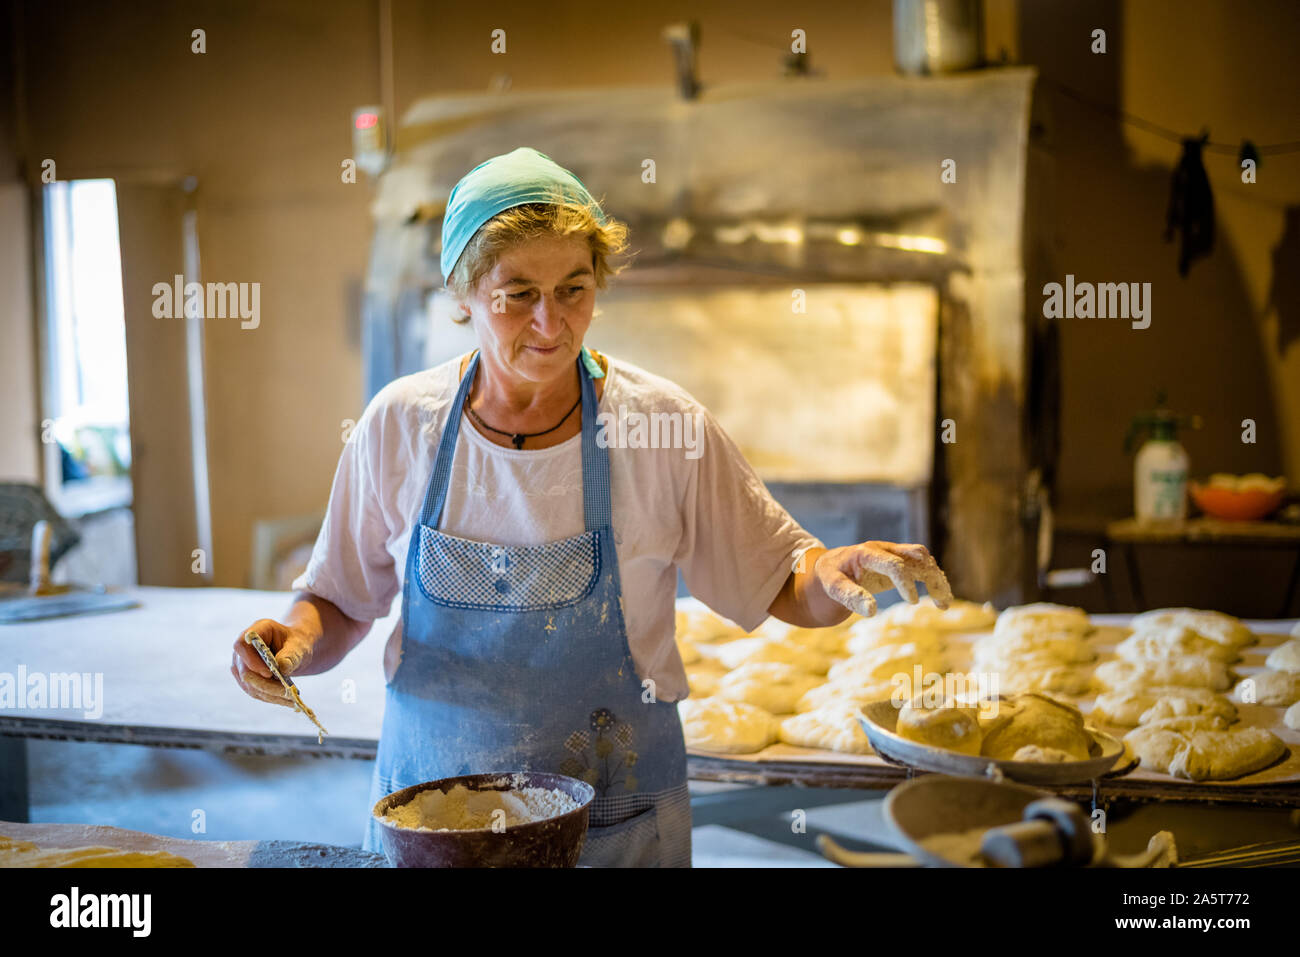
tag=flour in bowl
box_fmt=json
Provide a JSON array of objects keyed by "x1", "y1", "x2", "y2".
[{"x1": 384, "y1": 784, "x2": 580, "y2": 832}]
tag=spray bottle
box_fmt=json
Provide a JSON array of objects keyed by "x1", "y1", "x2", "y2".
[{"x1": 1123, "y1": 393, "x2": 1201, "y2": 522}]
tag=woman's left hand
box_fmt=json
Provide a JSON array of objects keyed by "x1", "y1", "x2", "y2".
[{"x1": 813, "y1": 541, "x2": 953, "y2": 618}]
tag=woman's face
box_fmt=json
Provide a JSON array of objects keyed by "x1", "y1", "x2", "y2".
[{"x1": 462, "y1": 234, "x2": 596, "y2": 385}]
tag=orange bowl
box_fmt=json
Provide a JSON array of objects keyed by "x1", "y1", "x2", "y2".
[{"x1": 1189, "y1": 482, "x2": 1285, "y2": 521}]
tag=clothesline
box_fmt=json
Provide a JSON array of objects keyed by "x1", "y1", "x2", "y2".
[{"x1": 1045, "y1": 78, "x2": 1300, "y2": 156}]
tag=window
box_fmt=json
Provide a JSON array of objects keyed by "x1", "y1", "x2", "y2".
[{"x1": 42, "y1": 179, "x2": 133, "y2": 517}]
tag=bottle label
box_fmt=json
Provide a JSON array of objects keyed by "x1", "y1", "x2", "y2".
[{"x1": 1150, "y1": 468, "x2": 1187, "y2": 518}]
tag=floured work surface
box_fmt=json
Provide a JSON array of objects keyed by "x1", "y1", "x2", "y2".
[
  {"x1": 0, "y1": 587, "x2": 392, "y2": 757},
  {"x1": 0, "y1": 821, "x2": 385, "y2": 868},
  {"x1": 681, "y1": 607, "x2": 1300, "y2": 803}
]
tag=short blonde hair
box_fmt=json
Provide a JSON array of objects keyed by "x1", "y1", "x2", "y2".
[{"x1": 444, "y1": 185, "x2": 631, "y2": 310}]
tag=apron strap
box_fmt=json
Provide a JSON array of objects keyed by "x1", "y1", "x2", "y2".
[
  {"x1": 417, "y1": 351, "x2": 612, "y2": 531},
  {"x1": 578, "y1": 352, "x2": 611, "y2": 531},
  {"x1": 417, "y1": 351, "x2": 480, "y2": 527}
]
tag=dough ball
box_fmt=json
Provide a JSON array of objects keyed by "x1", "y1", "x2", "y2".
[
  {"x1": 896, "y1": 694, "x2": 984, "y2": 755},
  {"x1": 676, "y1": 608, "x2": 748, "y2": 644},
  {"x1": 974, "y1": 624, "x2": 1097, "y2": 697},
  {"x1": 1265, "y1": 639, "x2": 1300, "y2": 674},
  {"x1": 978, "y1": 693, "x2": 1092, "y2": 761},
  {"x1": 1132, "y1": 714, "x2": 1227, "y2": 732},
  {"x1": 880, "y1": 596, "x2": 997, "y2": 631},
  {"x1": 1124, "y1": 718, "x2": 1286, "y2": 781},
  {"x1": 1091, "y1": 686, "x2": 1236, "y2": 727},
  {"x1": 980, "y1": 653, "x2": 1096, "y2": 697},
  {"x1": 1234, "y1": 670, "x2": 1300, "y2": 707},
  {"x1": 685, "y1": 662, "x2": 727, "y2": 697},
  {"x1": 779, "y1": 703, "x2": 875, "y2": 754},
  {"x1": 0, "y1": 836, "x2": 195, "y2": 868},
  {"x1": 846, "y1": 622, "x2": 944, "y2": 656},
  {"x1": 828, "y1": 642, "x2": 950, "y2": 684},
  {"x1": 778, "y1": 625, "x2": 851, "y2": 655},
  {"x1": 1117, "y1": 624, "x2": 1238, "y2": 664},
  {"x1": 795, "y1": 678, "x2": 896, "y2": 714},
  {"x1": 973, "y1": 629, "x2": 1096, "y2": 666},
  {"x1": 1129, "y1": 608, "x2": 1256, "y2": 648},
  {"x1": 1011, "y1": 745, "x2": 1075, "y2": 763},
  {"x1": 1285, "y1": 701, "x2": 1300, "y2": 731},
  {"x1": 677, "y1": 697, "x2": 779, "y2": 754},
  {"x1": 999, "y1": 667, "x2": 1094, "y2": 697},
  {"x1": 676, "y1": 637, "x2": 701, "y2": 666},
  {"x1": 1094, "y1": 657, "x2": 1232, "y2": 692},
  {"x1": 717, "y1": 662, "x2": 823, "y2": 715},
  {"x1": 715, "y1": 636, "x2": 832, "y2": 675},
  {"x1": 1140, "y1": 693, "x2": 1238, "y2": 725},
  {"x1": 1089, "y1": 689, "x2": 1159, "y2": 727},
  {"x1": 846, "y1": 623, "x2": 945, "y2": 657},
  {"x1": 995, "y1": 602, "x2": 1091, "y2": 635}
]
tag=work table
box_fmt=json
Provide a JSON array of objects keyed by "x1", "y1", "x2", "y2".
[{"x1": 0, "y1": 821, "x2": 385, "y2": 866}]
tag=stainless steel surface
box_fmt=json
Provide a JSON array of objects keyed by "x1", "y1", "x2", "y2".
[{"x1": 893, "y1": 0, "x2": 984, "y2": 75}]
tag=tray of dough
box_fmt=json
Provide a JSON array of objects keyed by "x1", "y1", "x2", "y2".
[{"x1": 673, "y1": 597, "x2": 1300, "y2": 803}]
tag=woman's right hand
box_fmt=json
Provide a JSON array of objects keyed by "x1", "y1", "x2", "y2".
[{"x1": 231, "y1": 618, "x2": 315, "y2": 708}]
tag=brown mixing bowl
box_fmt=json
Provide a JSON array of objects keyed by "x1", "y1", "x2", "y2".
[{"x1": 372, "y1": 771, "x2": 595, "y2": 868}]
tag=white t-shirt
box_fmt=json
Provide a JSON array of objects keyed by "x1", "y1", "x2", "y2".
[{"x1": 293, "y1": 353, "x2": 821, "y2": 701}]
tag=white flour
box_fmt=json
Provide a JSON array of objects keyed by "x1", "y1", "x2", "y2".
[{"x1": 384, "y1": 783, "x2": 580, "y2": 832}]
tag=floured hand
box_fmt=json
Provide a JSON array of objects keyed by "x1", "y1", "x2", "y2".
[
  {"x1": 231, "y1": 618, "x2": 313, "y2": 709},
  {"x1": 814, "y1": 541, "x2": 952, "y2": 618}
]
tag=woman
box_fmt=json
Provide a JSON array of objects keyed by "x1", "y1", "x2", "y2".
[{"x1": 232, "y1": 147, "x2": 953, "y2": 867}]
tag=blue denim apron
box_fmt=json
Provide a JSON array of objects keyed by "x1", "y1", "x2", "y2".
[{"x1": 363, "y1": 352, "x2": 691, "y2": 867}]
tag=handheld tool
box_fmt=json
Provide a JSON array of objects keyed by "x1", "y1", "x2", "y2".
[{"x1": 243, "y1": 630, "x2": 328, "y2": 744}]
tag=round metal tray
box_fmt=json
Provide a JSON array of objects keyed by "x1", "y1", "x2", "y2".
[{"x1": 858, "y1": 698, "x2": 1130, "y2": 785}]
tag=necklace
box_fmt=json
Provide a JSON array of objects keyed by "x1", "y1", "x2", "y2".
[{"x1": 466, "y1": 393, "x2": 582, "y2": 449}]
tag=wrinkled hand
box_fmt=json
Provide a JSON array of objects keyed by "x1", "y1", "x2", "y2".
[
  {"x1": 230, "y1": 618, "x2": 313, "y2": 709},
  {"x1": 814, "y1": 541, "x2": 953, "y2": 618}
]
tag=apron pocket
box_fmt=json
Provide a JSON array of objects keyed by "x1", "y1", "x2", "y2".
[
  {"x1": 578, "y1": 804, "x2": 662, "y2": 868},
  {"x1": 413, "y1": 526, "x2": 601, "y2": 611}
]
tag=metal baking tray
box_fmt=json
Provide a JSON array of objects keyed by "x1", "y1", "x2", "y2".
[{"x1": 857, "y1": 698, "x2": 1131, "y2": 786}]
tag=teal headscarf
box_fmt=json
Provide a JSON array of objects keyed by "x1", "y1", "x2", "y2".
[
  {"x1": 440, "y1": 146, "x2": 607, "y2": 282},
  {"x1": 440, "y1": 146, "x2": 607, "y2": 378}
]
